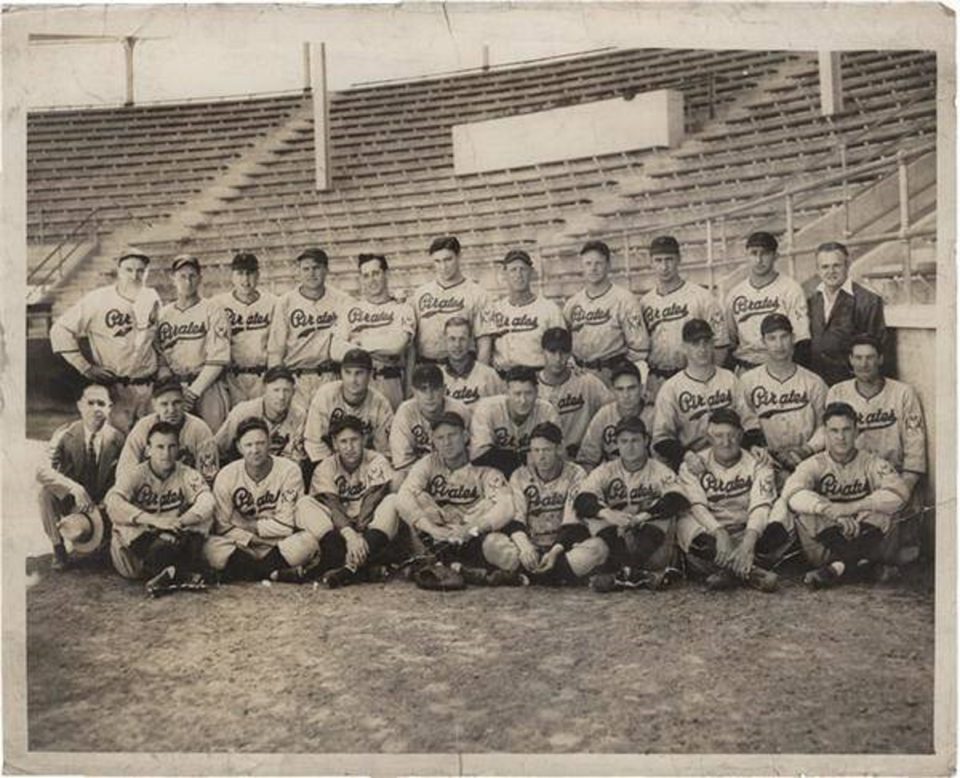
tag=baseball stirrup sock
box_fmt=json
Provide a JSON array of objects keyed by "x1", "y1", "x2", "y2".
[
  {"x1": 631, "y1": 524, "x2": 666, "y2": 564},
  {"x1": 321, "y1": 532, "x2": 348, "y2": 569},
  {"x1": 363, "y1": 528, "x2": 389, "y2": 561},
  {"x1": 756, "y1": 523, "x2": 789, "y2": 555},
  {"x1": 689, "y1": 532, "x2": 718, "y2": 561}
]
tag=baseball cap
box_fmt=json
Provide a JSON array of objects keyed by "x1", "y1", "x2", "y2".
[
  {"x1": 501, "y1": 249, "x2": 533, "y2": 267},
  {"x1": 430, "y1": 410, "x2": 466, "y2": 431},
  {"x1": 682, "y1": 318, "x2": 714, "y2": 343},
  {"x1": 263, "y1": 365, "x2": 295, "y2": 385},
  {"x1": 529, "y1": 421, "x2": 562, "y2": 445},
  {"x1": 649, "y1": 235, "x2": 680, "y2": 256},
  {"x1": 357, "y1": 253, "x2": 388, "y2": 270},
  {"x1": 171, "y1": 255, "x2": 201, "y2": 274},
  {"x1": 708, "y1": 407, "x2": 743, "y2": 429},
  {"x1": 231, "y1": 252, "x2": 259, "y2": 272},
  {"x1": 503, "y1": 365, "x2": 538, "y2": 386},
  {"x1": 412, "y1": 363, "x2": 444, "y2": 390},
  {"x1": 296, "y1": 247, "x2": 329, "y2": 265},
  {"x1": 541, "y1": 327, "x2": 572, "y2": 353},
  {"x1": 613, "y1": 416, "x2": 648, "y2": 438},
  {"x1": 760, "y1": 313, "x2": 793, "y2": 336},
  {"x1": 152, "y1": 377, "x2": 184, "y2": 398},
  {"x1": 341, "y1": 348, "x2": 373, "y2": 371},
  {"x1": 329, "y1": 413, "x2": 365, "y2": 439},
  {"x1": 610, "y1": 360, "x2": 642, "y2": 385},
  {"x1": 746, "y1": 231, "x2": 779, "y2": 252},
  {"x1": 236, "y1": 416, "x2": 270, "y2": 442},
  {"x1": 116, "y1": 247, "x2": 151, "y2": 266}
]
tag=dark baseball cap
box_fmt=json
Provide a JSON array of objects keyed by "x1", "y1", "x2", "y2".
[
  {"x1": 412, "y1": 363, "x2": 444, "y2": 390},
  {"x1": 231, "y1": 252, "x2": 259, "y2": 272},
  {"x1": 529, "y1": 421, "x2": 562, "y2": 445},
  {"x1": 152, "y1": 377, "x2": 183, "y2": 398},
  {"x1": 746, "y1": 231, "x2": 778, "y2": 252},
  {"x1": 708, "y1": 407, "x2": 742, "y2": 429},
  {"x1": 296, "y1": 247, "x2": 329, "y2": 265},
  {"x1": 341, "y1": 348, "x2": 373, "y2": 371},
  {"x1": 541, "y1": 327, "x2": 572, "y2": 353},
  {"x1": 682, "y1": 318, "x2": 714, "y2": 343},
  {"x1": 613, "y1": 416, "x2": 648, "y2": 438},
  {"x1": 760, "y1": 313, "x2": 793, "y2": 336},
  {"x1": 263, "y1": 365, "x2": 295, "y2": 385},
  {"x1": 610, "y1": 360, "x2": 642, "y2": 385},
  {"x1": 501, "y1": 249, "x2": 533, "y2": 267},
  {"x1": 430, "y1": 410, "x2": 466, "y2": 431},
  {"x1": 171, "y1": 255, "x2": 201, "y2": 273},
  {"x1": 503, "y1": 365, "x2": 538, "y2": 386},
  {"x1": 649, "y1": 235, "x2": 680, "y2": 256}
]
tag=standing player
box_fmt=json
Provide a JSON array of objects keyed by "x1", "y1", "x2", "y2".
[
  {"x1": 391, "y1": 363, "x2": 472, "y2": 477},
  {"x1": 677, "y1": 409, "x2": 788, "y2": 592},
  {"x1": 303, "y1": 349, "x2": 394, "y2": 465},
  {"x1": 577, "y1": 362, "x2": 654, "y2": 471},
  {"x1": 725, "y1": 232, "x2": 810, "y2": 373},
  {"x1": 640, "y1": 235, "x2": 728, "y2": 400},
  {"x1": 105, "y1": 421, "x2": 215, "y2": 595},
  {"x1": 781, "y1": 402, "x2": 910, "y2": 587},
  {"x1": 212, "y1": 251, "x2": 276, "y2": 405},
  {"x1": 117, "y1": 378, "x2": 219, "y2": 482},
  {"x1": 477, "y1": 249, "x2": 564, "y2": 375},
  {"x1": 507, "y1": 422, "x2": 609, "y2": 585},
  {"x1": 470, "y1": 366, "x2": 561, "y2": 478},
  {"x1": 50, "y1": 249, "x2": 160, "y2": 432},
  {"x1": 441, "y1": 316, "x2": 505, "y2": 407},
  {"x1": 267, "y1": 247, "x2": 351, "y2": 415},
  {"x1": 203, "y1": 418, "x2": 320, "y2": 581},
  {"x1": 653, "y1": 319, "x2": 763, "y2": 472},
  {"x1": 562, "y1": 240, "x2": 649, "y2": 385},
  {"x1": 740, "y1": 314, "x2": 827, "y2": 475},
  {"x1": 36, "y1": 383, "x2": 125, "y2": 570},
  {"x1": 331, "y1": 253, "x2": 415, "y2": 410},
  {"x1": 537, "y1": 327, "x2": 613, "y2": 460},
  {"x1": 155, "y1": 255, "x2": 231, "y2": 432}
]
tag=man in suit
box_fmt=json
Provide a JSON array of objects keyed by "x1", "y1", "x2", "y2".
[
  {"x1": 36, "y1": 382, "x2": 126, "y2": 569},
  {"x1": 806, "y1": 241, "x2": 886, "y2": 386}
]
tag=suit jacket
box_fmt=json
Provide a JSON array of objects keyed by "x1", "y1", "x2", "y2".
[
  {"x1": 36, "y1": 419, "x2": 125, "y2": 504},
  {"x1": 808, "y1": 282, "x2": 887, "y2": 386}
]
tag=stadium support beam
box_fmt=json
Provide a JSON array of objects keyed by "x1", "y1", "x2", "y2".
[
  {"x1": 818, "y1": 51, "x2": 844, "y2": 116},
  {"x1": 309, "y1": 42, "x2": 331, "y2": 191},
  {"x1": 123, "y1": 36, "x2": 137, "y2": 106}
]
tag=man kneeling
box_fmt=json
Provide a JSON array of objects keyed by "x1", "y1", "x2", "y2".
[
  {"x1": 105, "y1": 421, "x2": 214, "y2": 596},
  {"x1": 293, "y1": 415, "x2": 403, "y2": 587},
  {"x1": 397, "y1": 411, "x2": 524, "y2": 588}
]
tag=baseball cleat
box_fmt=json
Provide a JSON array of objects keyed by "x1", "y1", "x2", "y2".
[
  {"x1": 484, "y1": 569, "x2": 530, "y2": 587},
  {"x1": 270, "y1": 565, "x2": 308, "y2": 584},
  {"x1": 803, "y1": 564, "x2": 841, "y2": 590},
  {"x1": 638, "y1": 566, "x2": 683, "y2": 591},
  {"x1": 146, "y1": 565, "x2": 177, "y2": 598},
  {"x1": 323, "y1": 566, "x2": 359, "y2": 589},
  {"x1": 453, "y1": 564, "x2": 491, "y2": 586},
  {"x1": 589, "y1": 572, "x2": 619, "y2": 593},
  {"x1": 175, "y1": 572, "x2": 208, "y2": 592},
  {"x1": 745, "y1": 566, "x2": 779, "y2": 593},
  {"x1": 705, "y1": 569, "x2": 739, "y2": 591},
  {"x1": 874, "y1": 564, "x2": 901, "y2": 584}
]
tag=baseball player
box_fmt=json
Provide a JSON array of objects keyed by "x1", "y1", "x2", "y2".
[
  {"x1": 330, "y1": 253, "x2": 415, "y2": 410},
  {"x1": 390, "y1": 363, "x2": 472, "y2": 476},
  {"x1": 104, "y1": 420, "x2": 214, "y2": 596},
  {"x1": 652, "y1": 319, "x2": 763, "y2": 472},
  {"x1": 537, "y1": 327, "x2": 613, "y2": 460},
  {"x1": 267, "y1": 247, "x2": 351, "y2": 416},
  {"x1": 155, "y1": 255, "x2": 231, "y2": 432},
  {"x1": 36, "y1": 382, "x2": 125, "y2": 570},
  {"x1": 50, "y1": 249, "x2": 160, "y2": 432},
  {"x1": 442, "y1": 316, "x2": 505, "y2": 407},
  {"x1": 725, "y1": 232, "x2": 811, "y2": 373},
  {"x1": 740, "y1": 314, "x2": 827, "y2": 475},
  {"x1": 577, "y1": 361, "x2": 654, "y2": 471},
  {"x1": 117, "y1": 377, "x2": 219, "y2": 483},
  {"x1": 476, "y1": 249, "x2": 564, "y2": 374},
  {"x1": 677, "y1": 408, "x2": 790, "y2": 592},
  {"x1": 292, "y1": 415, "x2": 403, "y2": 587},
  {"x1": 396, "y1": 410, "x2": 524, "y2": 587},
  {"x1": 507, "y1": 422, "x2": 609, "y2": 585},
  {"x1": 303, "y1": 349, "x2": 394, "y2": 465},
  {"x1": 640, "y1": 235, "x2": 729, "y2": 401},
  {"x1": 409, "y1": 236, "x2": 490, "y2": 368},
  {"x1": 781, "y1": 401, "x2": 911, "y2": 588},
  {"x1": 573, "y1": 416, "x2": 688, "y2": 591},
  {"x1": 212, "y1": 251, "x2": 277, "y2": 405},
  {"x1": 562, "y1": 239, "x2": 650, "y2": 385},
  {"x1": 204, "y1": 417, "x2": 320, "y2": 581},
  {"x1": 214, "y1": 366, "x2": 306, "y2": 467},
  {"x1": 469, "y1": 365, "x2": 561, "y2": 478}
]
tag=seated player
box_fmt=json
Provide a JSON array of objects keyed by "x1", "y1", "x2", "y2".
[
  {"x1": 396, "y1": 411, "x2": 523, "y2": 588},
  {"x1": 740, "y1": 314, "x2": 827, "y2": 476},
  {"x1": 782, "y1": 402, "x2": 911, "y2": 588},
  {"x1": 391, "y1": 363, "x2": 472, "y2": 477},
  {"x1": 574, "y1": 416, "x2": 688, "y2": 591},
  {"x1": 441, "y1": 316, "x2": 505, "y2": 407},
  {"x1": 292, "y1": 415, "x2": 403, "y2": 587},
  {"x1": 537, "y1": 327, "x2": 613, "y2": 460},
  {"x1": 117, "y1": 377, "x2": 219, "y2": 482},
  {"x1": 203, "y1": 418, "x2": 320, "y2": 582},
  {"x1": 104, "y1": 421, "x2": 214, "y2": 596},
  {"x1": 214, "y1": 366, "x2": 306, "y2": 467},
  {"x1": 577, "y1": 361, "x2": 654, "y2": 471},
  {"x1": 470, "y1": 366, "x2": 561, "y2": 478},
  {"x1": 677, "y1": 409, "x2": 790, "y2": 592},
  {"x1": 508, "y1": 422, "x2": 609, "y2": 585},
  {"x1": 653, "y1": 318, "x2": 764, "y2": 472},
  {"x1": 303, "y1": 348, "x2": 393, "y2": 465},
  {"x1": 36, "y1": 382, "x2": 125, "y2": 570}
]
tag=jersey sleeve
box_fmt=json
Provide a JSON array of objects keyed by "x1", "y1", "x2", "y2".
[
  {"x1": 560, "y1": 465, "x2": 587, "y2": 525},
  {"x1": 619, "y1": 292, "x2": 650, "y2": 361},
  {"x1": 390, "y1": 407, "x2": 419, "y2": 471},
  {"x1": 310, "y1": 457, "x2": 338, "y2": 496},
  {"x1": 471, "y1": 287, "x2": 490, "y2": 337},
  {"x1": 468, "y1": 401, "x2": 497, "y2": 459},
  {"x1": 577, "y1": 413, "x2": 606, "y2": 468},
  {"x1": 508, "y1": 470, "x2": 530, "y2": 525},
  {"x1": 103, "y1": 466, "x2": 145, "y2": 526},
  {"x1": 398, "y1": 455, "x2": 431, "y2": 500},
  {"x1": 703, "y1": 291, "x2": 730, "y2": 348},
  {"x1": 399, "y1": 302, "x2": 416, "y2": 338},
  {"x1": 475, "y1": 302, "x2": 501, "y2": 339},
  {"x1": 748, "y1": 460, "x2": 778, "y2": 512},
  {"x1": 781, "y1": 457, "x2": 822, "y2": 509},
  {"x1": 587, "y1": 374, "x2": 615, "y2": 410},
  {"x1": 652, "y1": 381, "x2": 680, "y2": 445},
  {"x1": 578, "y1": 466, "x2": 608, "y2": 505},
  {"x1": 117, "y1": 420, "x2": 148, "y2": 473},
  {"x1": 723, "y1": 289, "x2": 740, "y2": 350},
  {"x1": 785, "y1": 282, "x2": 811, "y2": 342},
  {"x1": 266, "y1": 296, "x2": 289, "y2": 365},
  {"x1": 732, "y1": 377, "x2": 760, "y2": 433},
  {"x1": 677, "y1": 463, "x2": 709, "y2": 507},
  {"x1": 366, "y1": 453, "x2": 395, "y2": 490},
  {"x1": 49, "y1": 295, "x2": 90, "y2": 354},
  {"x1": 214, "y1": 408, "x2": 239, "y2": 459},
  {"x1": 303, "y1": 391, "x2": 333, "y2": 462},
  {"x1": 372, "y1": 395, "x2": 394, "y2": 459},
  {"x1": 901, "y1": 386, "x2": 927, "y2": 475},
  {"x1": 205, "y1": 302, "x2": 231, "y2": 366}
]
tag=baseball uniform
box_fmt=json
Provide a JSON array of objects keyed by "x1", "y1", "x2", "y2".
[
  {"x1": 477, "y1": 295, "x2": 565, "y2": 372},
  {"x1": 509, "y1": 460, "x2": 585, "y2": 549},
  {"x1": 390, "y1": 397, "x2": 472, "y2": 471},
  {"x1": 562, "y1": 283, "x2": 650, "y2": 372},
  {"x1": 443, "y1": 358, "x2": 506, "y2": 407},
  {"x1": 538, "y1": 369, "x2": 614, "y2": 457},
  {"x1": 215, "y1": 397, "x2": 307, "y2": 465},
  {"x1": 410, "y1": 278, "x2": 489, "y2": 362},
  {"x1": 740, "y1": 364, "x2": 828, "y2": 460},
  {"x1": 725, "y1": 274, "x2": 810, "y2": 368},
  {"x1": 212, "y1": 289, "x2": 277, "y2": 404},
  {"x1": 117, "y1": 412, "x2": 219, "y2": 483},
  {"x1": 469, "y1": 396, "x2": 561, "y2": 463},
  {"x1": 577, "y1": 401, "x2": 657, "y2": 469},
  {"x1": 303, "y1": 381, "x2": 394, "y2": 463}
]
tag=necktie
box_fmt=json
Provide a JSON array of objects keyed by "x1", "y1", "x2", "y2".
[{"x1": 84, "y1": 435, "x2": 98, "y2": 498}]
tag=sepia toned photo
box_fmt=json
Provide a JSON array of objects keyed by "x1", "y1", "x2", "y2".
[{"x1": 1, "y1": 2, "x2": 955, "y2": 775}]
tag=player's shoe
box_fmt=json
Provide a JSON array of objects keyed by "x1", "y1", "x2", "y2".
[
  {"x1": 745, "y1": 566, "x2": 779, "y2": 593},
  {"x1": 175, "y1": 572, "x2": 208, "y2": 593},
  {"x1": 453, "y1": 564, "x2": 491, "y2": 586},
  {"x1": 146, "y1": 565, "x2": 178, "y2": 598},
  {"x1": 484, "y1": 569, "x2": 530, "y2": 587},
  {"x1": 589, "y1": 572, "x2": 619, "y2": 593},
  {"x1": 803, "y1": 564, "x2": 842, "y2": 590},
  {"x1": 323, "y1": 566, "x2": 359, "y2": 589},
  {"x1": 361, "y1": 564, "x2": 390, "y2": 584},
  {"x1": 636, "y1": 566, "x2": 683, "y2": 591},
  {"x1": 874, "y1": 564, "x2": 901, "y2": 584},
  {"x1": 51, "y1": 545, "x2": 70, "y2": 572},
  {"x1": 705, "y1": 569, "x2": 739, "y2": 591}
]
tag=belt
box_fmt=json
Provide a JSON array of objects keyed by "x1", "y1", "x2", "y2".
[
  {"x1": 228, "y1": 365, "x2": 267, "y2": 376},
  {"x1": 290, "y1": 361, "x2": 340, "y2": 377},
  {"x1": 373, "y1": 365, "x2": 403, "y2": 379},
  {"x1": 733, "y1": 356, "x2": 760, "y2": 372},
  {"x1": 416, "y1": 356, "x2": 442, "y2": 366},
  {"x1": 648, "y1": 365, "x2": 681, "y2": 380},
  {"x1": 575, "y1": 354, "x2": 627, "y2": 371},
  {"x1": 110, "y1": 373, "x2": 156, "y2": 387},
  {"x1": 173, "y1": 372, "x2": 200, "y2": 384}
]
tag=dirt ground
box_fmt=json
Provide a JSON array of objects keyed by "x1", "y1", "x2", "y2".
[{"x1": 26, "y1": 554, "x2": 934, "y2": 755}]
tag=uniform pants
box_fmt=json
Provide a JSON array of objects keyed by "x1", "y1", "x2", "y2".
[
  {"x1": 678, "y1": 513, "x2": 794, "y2": 577},
  {"x1": 412, "y1": 528, "x2": 520, "y2": 572},
  {"x1": 535, "y1": 536, "x2": 609, "y2": 580},
  {"x1": 109, "y1": 383, "x2": 154, "y2": 433},
  {"x1": 110, "y1": 529, "x2": 206, "y2": 580},
  {"x1": 585, "y1": 517, "x2": 676, "y2": 572},
  {"x1": 295, "y1": 493, "x2": 401, "y2": 541},
  {"x1": 795, "y1": 510, "x2": 898, "y2": 568},
  {"x1": 223, "y1": 372, "x2": 265, "y2": 405},
  {"x1": 202, "y1": 530, "x2": 320, "y2": 572}
]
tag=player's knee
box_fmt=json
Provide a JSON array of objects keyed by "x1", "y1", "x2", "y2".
[
  {"x1": 109, "y1": 536, "x2": 144, "y2": 580},
  {"x1": 371, "y1": 494, "x2": 400, "y2": 539},
  {"x1": 482, "y1": 532, "x2": 520, "y2": 571},
  {"x1": 279, "y1": 531, "x2": 320, "y2": 568},
  {"x1": 202, "y1": 535, "x2": 237, "y2": 571},
  {"x1": 295, "y1": 496, "x2": 334, "y2": 539},
  {"x1": 567, "y1": 537, "x2": 608, "y2": 577}
]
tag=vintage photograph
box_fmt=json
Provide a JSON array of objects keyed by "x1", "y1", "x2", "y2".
[{"x1": 1, "y1": 2, "x2": 955, "y2": 775}]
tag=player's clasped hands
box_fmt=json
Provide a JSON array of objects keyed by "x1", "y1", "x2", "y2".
[
  {"x1": 513, "y1": 536, "x2": 541, "y2": 572},
  {"x1": 533, "y1": 545, "x2": 563, "y2": 574},
  {"x1": 683, "y1": 450, "x2": 707, "y2": 476},
  {"x1": 343, "y1": 528, "x2": 370, "y2": 568}
]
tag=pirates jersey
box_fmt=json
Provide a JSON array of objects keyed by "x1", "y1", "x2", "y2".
[
  {"x1": 538, "y1": 369, "x2": 614, "y2": 450},
  {"x1": 470, "y1": 396, "x2": 561, "y2": 459},
  {"x1": 215, "y1": 398, "x2": 306, "y2": 463},
  {"x1": 400, "y1": 452, "x2": 511, "y2": 526},
  {"x1": 410, "y1": 278, "x2": 489, "y2": 361},
  {"x1": 211, "y1": 290, "x2": 276, "y2": 368},
  {"x1": 156, "y1": 298, "x2": 231, "y2": 378},
  {"x1": 212, "y1": 455, "x2": 304, "y2": 541},
  {"x1": 390, "y1": 397, "x2": 473, "y2": 470},
  {"x1": 510, "y1": 461, "x2": 586, "y2": 548},
  {"x1": 725, "y1": 274, "x2": 811, "y2": 365},
  {"x1": 740, "y1": 364, "x2": 827, "y2": 456},
  {"x1": 782, "y1": 448, "x2": 910, "y2": 509},
  {"x1": 267, "y1": 286, "x2": 351, "y2": 369},
  {"x1": 562, "y1": 283, "x2": 649, "y2": 364},
  {"x1": 477, "y1": 295, "x2": 565, "y2": 370},
  {"x1": 334, "y1": 296, "x2": 415, "y2": 368},
  {"x1": 641, "y1": 281, "x2": 728, "y2": 371},
  {"x1": 303, "y1": 381, "x2": 394, "y2": 463},
  {"x1": 653, "y1": 368, "x2": 757, "y2": 449},
  {"x1": 443, "y1": 359, "x2": 506, "y2": 407},
  {"x1": 679, "y1": 449, "x2": 776, "y2": 530},
  {"x1": 577, "y1": 401, "x2": 657, "y2": 469},
  {"x1": 579, "y1": 457, "x2": 687, "y2": 516},
  {"x1": 309, "y1": 449, "x2": 394, "y2": 524},
  {"x1": 118, "y1": 412, "x2": 219, "y2": 482}
]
